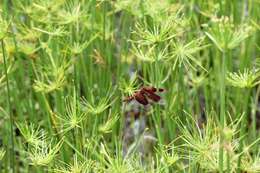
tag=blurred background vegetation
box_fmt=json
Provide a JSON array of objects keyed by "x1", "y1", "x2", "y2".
[{"x1": 0, "y1": 0, "x2": 260, "y2": 172}]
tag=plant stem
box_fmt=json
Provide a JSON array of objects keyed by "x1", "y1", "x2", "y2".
[
  {"x1": 252, "y1": 84, "x2": 260, "y2": 153},
  {"x1": 227, "y1": 150, "x2": 230, "y2": 173},
  {"x1": 1, "y1": 40, "x2": 15, "y2": 173},
  {"x1": 219, "y1": 50, "x2": 226, "y2": 173},
  {"x1": 237, "y1": 89, "x2": 250, "y2": 172}
]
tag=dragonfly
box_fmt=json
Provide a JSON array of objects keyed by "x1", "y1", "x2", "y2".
[{"x1": 123, "y1": 86, "x2": 165, "y2": 106}]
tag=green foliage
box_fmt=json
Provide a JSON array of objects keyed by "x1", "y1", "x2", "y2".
[
  {"x1": 0, "y1": 148, "x2": 5, "y2": 161},
  {"x1": 0, "y1": 0, "x2": 259, "y2": 172}
]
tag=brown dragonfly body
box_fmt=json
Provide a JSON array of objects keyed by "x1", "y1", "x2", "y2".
[{"x1": 124, "y1": 86, "x2": 164, "y2": 105}]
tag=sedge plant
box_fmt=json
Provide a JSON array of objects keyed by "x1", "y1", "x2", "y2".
[{"x1": 0, "y1": 1, "x2": 259, "y2": 173}]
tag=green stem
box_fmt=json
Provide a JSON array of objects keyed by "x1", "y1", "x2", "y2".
[
  {"x1": 103, "y1": 1, "x2": 106, "y2": 51},
  {"x1": 92, "y1": 115, "x2": 98, "y2": 137},
  {"x1": 227, "y1": 151, "x2": 230, "y2": 173},
  {"x1": 1, "y1": 40, "x2": 15, "y2": 173},
  {"x1": 237, "y1": 89, "x2": 250, "y2": 172},
  {"x1": 219, "y1": 50, "x2": 226, "y2": 173},
  {"x1": 252, "y1": 85, "x2": 260, "y2": 153},
  {"x1": 0, "y1": 157, "x2": 2, "y2": 173}
]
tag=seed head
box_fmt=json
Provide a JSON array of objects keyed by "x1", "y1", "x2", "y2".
[
  {"x1": 227, "y1": 69, "x2": 260, "y2": 88},
  {"x1": 205, "y1": 16, "x2": 254, "y2": 51},
  {"x1": 29, "y1": 139, "x2": 63, "y2": 166},
  {"x1": 16, "y1": 122, "x2": 47, "y2": 146}
]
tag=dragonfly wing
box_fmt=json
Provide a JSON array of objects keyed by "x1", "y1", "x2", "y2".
[
  {"x1": 144, "y1": 92, "x2": 161, "y2": 102},
  {"x1": 134, "y1": 93, "x2": 149, "y2": 105}
]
